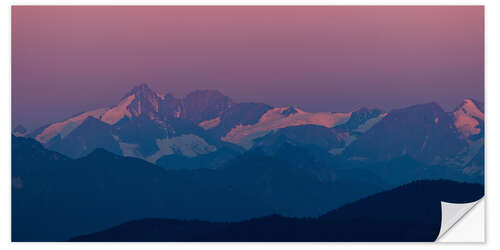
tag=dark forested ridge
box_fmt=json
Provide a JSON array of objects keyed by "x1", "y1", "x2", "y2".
[{"x1": 71, "y1": 180, "x2": 483, "y2": 242}]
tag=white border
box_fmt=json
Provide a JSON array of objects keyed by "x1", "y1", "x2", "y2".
[{"x1": 2, "y1": 0, "x2": 497, "y2": 249}]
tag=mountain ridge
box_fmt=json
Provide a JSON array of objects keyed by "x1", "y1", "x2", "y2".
[
  {"x1": 19, "y1": 84, "x2": 484, "y2": 173},
  {"x1": 12, "y1": 135, "x2": 389, "y2": 241},
  {"x1": 70, "y1": 180, "x2": 483, "y2": 242}
]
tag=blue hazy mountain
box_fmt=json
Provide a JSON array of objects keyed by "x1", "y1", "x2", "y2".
[
  {"x1": 206, "y1": 102, "x2": 273, "y2": 138},
  {"x1": 12, "y1": 135, "x2": 385, "y2": 241},
  {"x1": 49, "y1": 116, "x2": 123, "y2": 158},
  {"x1": 156, "y1": 145, "x2": 243, "y2": 170},
  {"x1": 181, "y1": 89, "x2": 233, "y2": 123},
  {"x1": 334, "y1": 107, "x2": 384, "y2": 131},
  {"x1": 70, "y1": 180, "x2": 483, "y2": 242},
  {"x1": 253, "y1": 124, "x2": 343, "y2": 152},
  {"x1": 13, "y1": 124, "x2": 27, "y2": 136},
  {"x1": 343, "y1": 103, "x2": 467, "y2": 164}
]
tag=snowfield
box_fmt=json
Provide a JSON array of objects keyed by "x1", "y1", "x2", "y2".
[
  {"x1": 222, "y1": 107, "x2": 351, "y2": 145},
  {"x1": 117, "y1": 134, "x2": 217, "y2": 163},
  {"x1": 453, "y1": 99, "x2": 484, "y2": 139},
  {"x1": 101, "y1": 95, "x2": 135, "y2": 125},
  {"x1": 36, "y1": 108, "x2": 110, "y2": 143},
  {"x1": 199, "y1": 117, "x2": 221, "y2": 130}
]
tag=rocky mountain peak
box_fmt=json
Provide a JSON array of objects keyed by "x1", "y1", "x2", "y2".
[
  {"x1": 182, "y1": 89, "x2": 233, "y2": 123},
  {"x1": 121, "y1": 83, "x2": 164, "y2": 117}
]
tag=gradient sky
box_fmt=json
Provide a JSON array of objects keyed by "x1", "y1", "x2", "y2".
[{"x1": 12, "y1": 6, "x2": 484, "y2": 129}]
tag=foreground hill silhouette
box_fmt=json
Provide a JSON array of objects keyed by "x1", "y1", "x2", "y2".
[{"x1": 71, "y1": 180, "x2": 483, "y2": 242}]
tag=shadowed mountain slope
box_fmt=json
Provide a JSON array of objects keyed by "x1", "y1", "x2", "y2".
[
  {"x1": 343, "y1": 103, "x2": 467, "y2": 164},
  {"x1": 12, "y1": 136, "x2": 384, "y2": 241}
]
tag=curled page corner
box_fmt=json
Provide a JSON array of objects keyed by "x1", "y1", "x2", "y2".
[{"x1": 436, "y1": 199, "x2": 482, "y2": 241}]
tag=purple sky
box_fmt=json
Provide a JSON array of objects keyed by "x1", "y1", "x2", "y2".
[{"x1": 12, "y1": 6, "x2": 484, "y2": 129}]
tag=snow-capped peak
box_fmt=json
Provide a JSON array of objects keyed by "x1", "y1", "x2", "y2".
[
  {"x1": 122, "y1": 83, "x2": 165, "y2": 116},
  {"x1": 101, "y1": 94, "x2": 136, "y2": 125},
  {"x1": 280, "y1": 106, "x2": 304, "y2": 117},
  {"x1": 33, "y1": 84, "x2": 170, "y2": 144},
  {"x1": 453, "y1": 99, "x2": 484, "y2": 139},
  {"x1": 35, "y1": 108, "x2": 110, "y2": 143},
  {"x1": 222, "y1": 107, "x2": 351, "y2": 145},
  {"x1": 122, "y1": 83, "x2": 156, "y2": 99},
  {"x1": 457, "y1": 99, "x2": 484, "y2": 120}
]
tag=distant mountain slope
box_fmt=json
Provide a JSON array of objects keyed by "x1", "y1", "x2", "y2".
[
  {"x1": 156, "y1": 145, "x2": 243, "y2": 170},
  {"x1": 13, "y1": 124, "x2": 27, "y2": 136},
  {"x1": 221, "y1": 106, "x2": 351, "y2": 148},
  {"x1": 253, "y1": 124, "x2": 343, "y2": 152},
  {"x1": 71, "y1": 180, "x2": 484, "y2": 242},
  {"x1": 343, "y1": 103, "x2": 467, "y2": 165},
  {"x1": 452, "y1": 99, "x2": 484, "y2": 139},
  {"x1": 48, "y1": 117, "x2": 122, "y2": 158},
  {"x1": 328, "y1": 108, "x2": 387, "y2": 153},
  {"x1": 12, "y1": 135, "x2": 385, "y2": 241},
  {"x1": 203, "y1": 102, "x2": 273, "y2": 138},
  {"x1": 334, "y1": 107, "x2": 384, "y2": 131},
  {"x1": 463, "y1": 146, "x2": 484, "y2": 176},
  {"x1": 447, "y1": 99, "x2": 484, "y2": 169},
  {"x1": 248, "y1": 108, "x2": 389, "y2": 158},
  {"x1": 181, "y1": 90, "x2": 233, "y2": 123}
]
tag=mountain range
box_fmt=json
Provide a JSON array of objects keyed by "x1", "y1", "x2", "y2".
[
  {"x1": 18, "y1": 84, "x2": 483, "y2": 176},
  {"x1": 12, "y1": 135, "x2": 483, "y2": 241},
  {"x1": 12, "y1": 83, "x2": 484, "y2": 241},
  {"x1": 12, "y1": 135, "x2": 385, "y2": 241}
]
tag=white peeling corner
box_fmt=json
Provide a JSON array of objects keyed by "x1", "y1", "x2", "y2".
[{"x1": 436, "y1": 198, "x2": 484, "y2": 242}]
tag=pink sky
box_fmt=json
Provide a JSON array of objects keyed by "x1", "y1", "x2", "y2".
[{"x1": 12, "y1": 6, "x2": 484, "y2": 129}]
